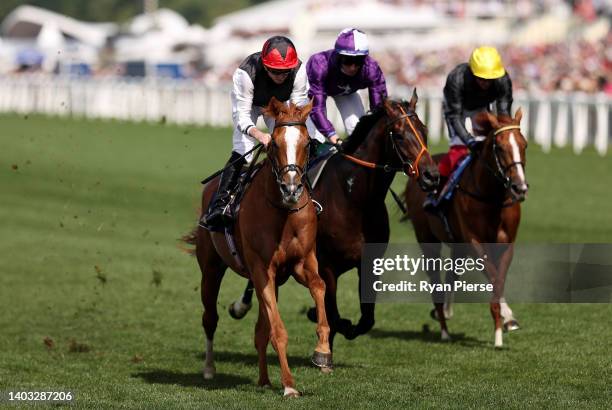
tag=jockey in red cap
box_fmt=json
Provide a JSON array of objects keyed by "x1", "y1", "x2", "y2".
[{"x1": 200, "y1": 36, "x2": 318, "y2": 230}]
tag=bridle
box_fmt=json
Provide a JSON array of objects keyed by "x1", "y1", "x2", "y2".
[
  {"x1": 458, "y1": 123, "x2": 527, "y2": 206},
  {"x1": 268, "y1": 120, "x2": 309, "y2": 186},
  {"x1": 266, "y1": 120, "x2": 311, "y2": 212},
  {"x1": 490, "y1": 125, "x2": 524, "y2": 190},
  {"x1": 341, "y1": 103, "x2": 429, "y2": 178}
]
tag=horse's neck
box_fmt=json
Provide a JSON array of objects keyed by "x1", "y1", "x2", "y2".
[
  {"x1": 349, "y1": 120, "x2": 396, "y2": 201},
  {"x1": 469, "y1": 142, "x2": 506, "y2": 200}
]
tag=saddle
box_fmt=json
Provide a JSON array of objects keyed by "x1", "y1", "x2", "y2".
[
  {"x1": 306, "y1": 144, "x2": 336, "y2": 189},
  {"x1": 224, "y1": 163, "x2": 264, "y2": 226}
]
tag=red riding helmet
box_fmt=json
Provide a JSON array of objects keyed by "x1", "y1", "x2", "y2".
[{"x1": 261, "y1": 36, "x2": 298, "y2": 69}]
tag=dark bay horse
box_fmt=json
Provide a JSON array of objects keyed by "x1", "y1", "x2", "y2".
[
  {"x1": 185, "y1": 98, "x2": 330, "y2": 397},
  {"x1": 229, "y1": 91, "x2": 440, "y2": 347},
  {"x1": 404, "y1": 109, "x2": 528, "y2": 347}
]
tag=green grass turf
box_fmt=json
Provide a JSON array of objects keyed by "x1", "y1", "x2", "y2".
[{"x1": 1, "y1": 114, "x2": 611, "y2": 408}]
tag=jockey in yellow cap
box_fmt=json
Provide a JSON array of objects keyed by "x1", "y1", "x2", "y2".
[{"x1": 424, "y1": 46, "x2": 513, "y2": 212}]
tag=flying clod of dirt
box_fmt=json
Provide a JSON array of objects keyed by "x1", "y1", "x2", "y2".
[
  {"x1": 43, "y1": 336, "x2": 55, "y2": 349},
  {"x1": 68, "y1": 339, "x2": 91, "y2": 353}
]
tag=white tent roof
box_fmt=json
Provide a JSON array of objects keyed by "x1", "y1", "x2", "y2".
[
  {"x1": 1, "y1": 5, "x2": 117, "y2": 48},
  {"x1": 213, "y1": 0, "x2": 445, "y2": 34},
  {"x1": 116, "y1": 9, "x2": 209, "y2": 63}
]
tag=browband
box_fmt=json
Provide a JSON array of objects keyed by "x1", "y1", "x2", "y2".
[{"x1": 493, "y1": 125, "x2": 521, "y2": 136}]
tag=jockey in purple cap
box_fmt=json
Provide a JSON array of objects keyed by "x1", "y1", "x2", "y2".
[{"x1": 306, "y1": 28, "x2": 388, "y2": 144}]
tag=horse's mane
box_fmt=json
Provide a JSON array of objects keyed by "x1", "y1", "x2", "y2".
[{"x1": 341, "y1": 106, "x2": 386, "y2": 155}]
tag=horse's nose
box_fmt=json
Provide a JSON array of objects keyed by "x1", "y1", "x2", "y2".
[
  {"x1": 280, "y1": 182, "x2": 303, "y2": 196},
  {"x1": 511, "y1": 182, "x2": 529, "y2": 201}
]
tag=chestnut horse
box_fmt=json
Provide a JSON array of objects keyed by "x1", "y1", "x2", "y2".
[
  {"x1": 229, "y1": 92, "x2": 440, "y2": 348},
  {"x1": 404, "y1": 109, "x2": 528, "y2": 348},
  {"x1": 185, "y1": 98, "x2": 330, "y2": 397}
]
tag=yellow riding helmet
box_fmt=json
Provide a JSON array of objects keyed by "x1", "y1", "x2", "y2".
[{"x1": 469, "y1": 46, "x2": 505, "y2": 79}]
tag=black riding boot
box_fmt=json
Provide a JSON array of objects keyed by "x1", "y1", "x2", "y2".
[
  {"x1": 200, "y1": 152, "x2": 245, "y2": 230},
  {"x1": 423, "y1": 176, "x2": 448, "y2": 213}
]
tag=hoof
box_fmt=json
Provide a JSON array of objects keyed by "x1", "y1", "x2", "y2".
[
  {"x1": 306, "y1": 307, "x2": 317, "y2": 323},
  {"x1": 430, "y1": 308, "x2": 452, "y2": 321},
  {"x1": 312, "y1": 350, "x2": 333, "y2": 369},
  {"x1": 228, "y1": 300, "x2": 251, "y2": 320},
  {"x1": 320, "y1": 366, "x2": 333, "y2": 374},
  {"x1": 441, "y1": 329, "x2": 451, "y2": 342},
  {"x1": 503, "y1": 320, "x2": 520, "y2": 332},
  {"x1": 283, "y1": 387, "x2": 301, "y2": 398},
  {"x1": 203, "y1": 365, "x2": 216, "y2": 380},
  {"x1": 257, "y1": 380, "x2": 272, "y2": 389}
]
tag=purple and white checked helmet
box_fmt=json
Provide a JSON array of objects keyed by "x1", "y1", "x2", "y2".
[{"x1": 334, "y1": 28, "x2": 369, "y2": 56}]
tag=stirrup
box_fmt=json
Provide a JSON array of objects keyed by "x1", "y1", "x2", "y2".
[{"x1": 423, "y1": 194, "x2": 440, "y2": 213}]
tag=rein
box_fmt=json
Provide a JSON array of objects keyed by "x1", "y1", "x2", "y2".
[{"x1": 341, "y1": 104, "x2": 429, "y2": 178}]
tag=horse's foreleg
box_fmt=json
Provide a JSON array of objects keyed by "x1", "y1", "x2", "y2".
[
  {"x1": 474, "y1": 241, "x2": 505, "y2": 347},
  {"x1": 229, "y1": 280, "x2": 254, "y2": 320},
  {"x1": 494, "y1": 242, "x2": 519, "y2": 330},
  {"x1": 307, "y1": 265, "x2": 341, "y2": 350},
  {"x1": 252, "y1": 269, "x2": 298, "y2": 397},
  {"x1": 296, "y1": 253, "x2": 332, "y2": 371},
  {"x1": 254, "y1": 303, "x2": 272, "y2": 387},
  {"x1": 490, "y1": 302, "x2": 503, "y2": 348},
  {"x1": 343, "y1": 266, "x2": 375, "y2": 340}
]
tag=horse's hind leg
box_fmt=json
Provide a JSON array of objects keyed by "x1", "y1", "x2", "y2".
[
  {"x1": 423, "y1": 241, "x2": 451, "y2": 341},
  {"x1": 197, "y1": 230, "x2": 227, "y2": 380},
  {"x1": 228, "y1": 280, "x2": 254, "y2": 320}
]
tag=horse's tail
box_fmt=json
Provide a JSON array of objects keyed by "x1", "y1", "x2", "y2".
[{"x1": 179, "y1": 226, "x2": 198, "y2": 256}]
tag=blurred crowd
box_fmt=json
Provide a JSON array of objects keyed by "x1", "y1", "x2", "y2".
[{"x1": 377, "y1": 33, "x2": 612, "y2": 94}]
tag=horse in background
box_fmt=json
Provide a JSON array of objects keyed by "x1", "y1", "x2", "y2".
[
  {"x1": 184, "y1": 97, "x2": 330, "y2": 397},
  {"x1": 404, "y1": 108, "x2": 527, "y2": 347},
  {"x1": 229, "y1": 91, "x2": 440, "y2": 348}
]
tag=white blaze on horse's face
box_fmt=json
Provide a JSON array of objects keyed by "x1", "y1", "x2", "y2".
[
  {"x1": 284, "y1": 126, "x2": 300, "y2": 186},
  {"x1": 508, "y1": 132, "x2": 527, "y2": 186}
]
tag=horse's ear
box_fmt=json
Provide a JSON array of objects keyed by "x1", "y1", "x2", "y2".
[
  {"x1": 486, "y1": 112, "x2": 500, "y2": 129},
  {"x1": 408, "y1": 88, "x2": 418, "y2": 111},
  {"x1": 383, "y1": 99, "x2": 396, "y2": 116},
  {"x1": 266, "y1": 96, "x2": 285, "y2": 118},
  {"x1": 514, "y1": 107, "x2": 523, "y2": 124},
  {"x1": 299, "y1": 98, "x2": 313, "y2": 121}
]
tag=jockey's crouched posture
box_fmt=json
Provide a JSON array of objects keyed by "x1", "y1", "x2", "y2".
[
  {"x1": 200, "y1": 36, "x2": 320, "y2": 230},
  {"x1": 307, "y1": 28, "x2": 388, "y2": 143},
  {"x1": 424, "y1": 46, "x2": 513, "y2": 212}
]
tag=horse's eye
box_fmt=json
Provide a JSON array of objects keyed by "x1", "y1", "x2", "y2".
[{"x1": 392, "y1": 133, "x2": 404, "y2": 140}]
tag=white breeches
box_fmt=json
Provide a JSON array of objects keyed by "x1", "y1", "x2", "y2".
[{"x1": 333, "y1": 92, "x2": 366, "y2": 136}]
